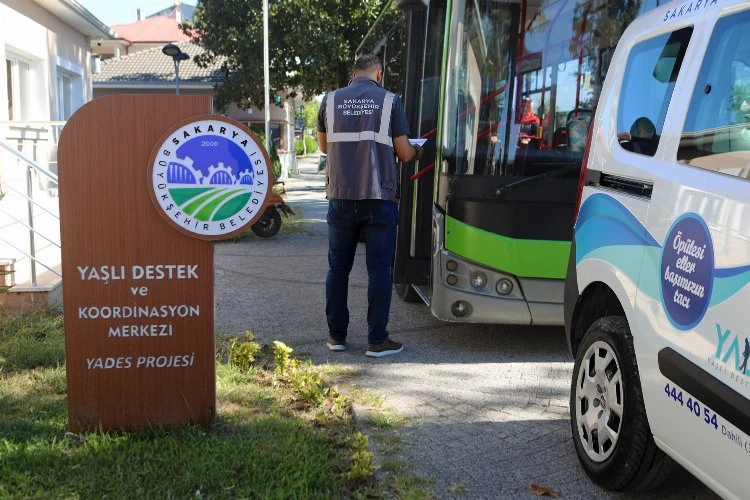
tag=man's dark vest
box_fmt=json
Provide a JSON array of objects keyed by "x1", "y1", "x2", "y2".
[{"x1": 325, "y1": 77, "x2": 398, "y2": 202}]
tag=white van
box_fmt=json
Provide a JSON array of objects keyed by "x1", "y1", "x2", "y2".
[{"x1": 564, "y1": 1, "x2": 750, "y2": 498}]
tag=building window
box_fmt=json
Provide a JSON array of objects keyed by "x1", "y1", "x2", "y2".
[
  {"x1": 57, "y1": 72, "x2": 73, "y2": 120},
  {"x1": 56, "y1": 65, "x2": 84, "y2": 120},
  {"x1": 5, "y1": 59, "x2": 12, "y2": 119},
  {"x1": 5, "y1": 55, "x2": 30, "y2": 121}
]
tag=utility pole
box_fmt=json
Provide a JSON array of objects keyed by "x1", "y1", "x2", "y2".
[{"x1": 263, "y1": 0, "x2": 270, "y2": 155}]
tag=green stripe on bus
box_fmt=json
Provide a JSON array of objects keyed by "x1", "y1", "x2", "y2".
[{"x1": 445, "y1": 216, "x2": 570, "y2": 279}]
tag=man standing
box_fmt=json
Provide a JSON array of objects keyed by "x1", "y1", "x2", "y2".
[{"x1": 317, "y1": 54, "x2": 423, "y2": 357}]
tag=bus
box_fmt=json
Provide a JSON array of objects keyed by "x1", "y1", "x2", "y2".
[{"x1": 358, "y1": 0, "x2": 669, "y2": 325}]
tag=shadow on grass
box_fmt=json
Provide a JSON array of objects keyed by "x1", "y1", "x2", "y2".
[
  {"x1": 0, "y1": 311, "x2": 376, "y2": 498},
  {"x1": 0, "y1": 417, "x2": 347, "y2": 498},
  {"x1": 0, "y1": 390, "x2": 353, "y2": 498},
  {"x1": 0, "y1": 364, "x2": 366, "y2": 499}
]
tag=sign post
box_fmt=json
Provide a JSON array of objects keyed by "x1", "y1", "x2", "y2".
[{"x1": 58, "y1": 96, "x2": 270, "y2": 432}]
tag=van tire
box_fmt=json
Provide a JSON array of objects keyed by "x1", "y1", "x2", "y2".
[{"x1": 570, "y1": 316, "x2": 676, "y2": 491}]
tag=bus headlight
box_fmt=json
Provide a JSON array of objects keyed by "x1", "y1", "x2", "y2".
[
  {"x1": 495, "y1": 278, "x2": 513, "y2": 295},
  {"x1": 470, "y1": 271, "x2": 487, "y2": 288},
  {"x1": 446, "y1": 260, "x2": 458, "y2": 271},
  {"x1": 447, "y1": 274, "x2": 458, "y2": 286}
]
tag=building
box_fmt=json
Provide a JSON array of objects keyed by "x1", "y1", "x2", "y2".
[
  {"x1": 0, "y1": 0, "x2": 115, "y2": 305},
  {"x1": 1, "y1": 0, "x2": 114, "y2": 123}
]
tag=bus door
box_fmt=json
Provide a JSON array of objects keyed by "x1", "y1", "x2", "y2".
[
  {"x1": 355, "y1": 1, "x2": 444, "y2": 301},
  {"x1": 392, "y1": 1, "x2": 447, "y2": 301}
]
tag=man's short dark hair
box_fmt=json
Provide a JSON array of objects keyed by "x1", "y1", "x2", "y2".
[{"x1": 355, "y1": 54, "x2": 383, "y2": 73}]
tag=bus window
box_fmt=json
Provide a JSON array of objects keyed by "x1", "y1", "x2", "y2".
[
  {"x1": 441, "y1": 0, "x2": 654, "y2": 183},
  {"x1": 356, "y1": 6, "x2": 406, "y2": 92}
]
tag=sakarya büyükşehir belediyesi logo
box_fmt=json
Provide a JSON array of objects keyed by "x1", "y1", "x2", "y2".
[{"x1": 151, "y1": 119, "x2": 270, "y2": 238}]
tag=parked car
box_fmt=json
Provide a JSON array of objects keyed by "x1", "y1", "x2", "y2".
[{"x1": 564, "y1": 2, "x2": 750, "y2": 498}]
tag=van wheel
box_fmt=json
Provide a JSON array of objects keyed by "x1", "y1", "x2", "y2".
[
  {"x1": 395, "y1": 283, "x2": 421, "y2": 303},
  {"x1": 571, "y1": 316, "x2": 676, "y2": 491}
]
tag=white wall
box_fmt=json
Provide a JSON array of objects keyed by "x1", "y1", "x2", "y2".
[{"x1": 0, "y1": 0, "x2": 92, "y2": 123}]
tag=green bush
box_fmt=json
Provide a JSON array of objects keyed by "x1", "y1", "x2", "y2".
[
  {"x1": 272, "y1": 341, "x2": 293, "y2": 378},
  {"x1": 294, "y1": 139, "x2": 305, "y2": 156},
  {"x1": 272, "y1": 341, "x2": 327, "y2": 405},
  {"x1": 304, "y1": 136, "x2": 318, "y2": 154},
  {"x1": 294, "y1": 136, "x2": 319, "y2": 156},
  {"x1": 228, "y1": 331, "x2": 262, "y2": 373}
]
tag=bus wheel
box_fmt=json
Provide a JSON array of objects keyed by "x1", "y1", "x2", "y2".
[
  {"x1": 395, "y1": 284, "x2": 421, "y2": 303},
  {"x1": 570, "y1": 316, "x2": 676, "y2": 491}
]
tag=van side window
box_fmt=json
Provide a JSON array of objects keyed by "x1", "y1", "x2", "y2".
[
  {"x1": 617, "y1": 27, "x2": 693, "y2": 157},
  {"x1": 678, "y1": 11, "x2": 750, "y2": 179}
]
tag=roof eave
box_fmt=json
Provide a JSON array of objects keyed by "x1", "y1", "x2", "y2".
[
  {"x1": 32, "y1": 0, "x2": 116, "y2": 39},
  {"x1": 93, "y1": 82, "x2": 218, "y2": 90}
]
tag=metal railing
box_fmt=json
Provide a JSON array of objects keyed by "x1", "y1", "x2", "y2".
[{"x1": 0, "y1": 121, "x2": 64, "y2": 289}]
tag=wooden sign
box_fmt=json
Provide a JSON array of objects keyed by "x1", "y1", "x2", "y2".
[{"x1": 58, "y1": 96, "x2": 271, "y2": 432}]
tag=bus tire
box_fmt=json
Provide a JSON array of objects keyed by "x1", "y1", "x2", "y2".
[
  {"x1": 570, "y1": 316, "x2": 676, "y2": 491},
  {"x1": 395, "y1": 283, "x2": 421, "y2": 303}
]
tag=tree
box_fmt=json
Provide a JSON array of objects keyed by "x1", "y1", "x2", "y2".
[
  {"x1": 182, "y1": 0, "x2": 398, "y2": 111},
  {"x1": 293, "y1": 100, "x2": 320, "y2": 155},
  {"x1": 302, "y1": 100, "x2": 320, "y2": 133}
]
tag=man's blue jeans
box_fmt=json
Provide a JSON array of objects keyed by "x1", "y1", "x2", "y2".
[{"x1": 326, "y1": 199, "x2": 398, "y2": 345}]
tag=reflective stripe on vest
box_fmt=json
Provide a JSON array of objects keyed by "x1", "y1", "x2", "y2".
[{"x1": 325, "y1": 91, "x2": 395, "y2": 147}]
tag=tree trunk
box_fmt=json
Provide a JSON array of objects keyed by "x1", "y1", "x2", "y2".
[{"x1": 338, "y1": 61, "x2": 350, "y2": 89}]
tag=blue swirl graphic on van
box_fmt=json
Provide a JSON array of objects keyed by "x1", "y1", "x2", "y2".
[
  {"x1": 575, "y1": 193, "x2": 661, "y2": 252},
  {"x1": 708, "y1": 265, "x2": 750, "y2": 305},
  {"x1": 575, "y1": 193, "x2": 750, "y2": 323}
]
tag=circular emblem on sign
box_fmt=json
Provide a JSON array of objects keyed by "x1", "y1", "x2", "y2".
[
  {"x1": 148, "y1": 116, "x2": 271, "y2": 240},
  {"x1": 660, "y1": 213, "x2": 714, "y2": 330}
]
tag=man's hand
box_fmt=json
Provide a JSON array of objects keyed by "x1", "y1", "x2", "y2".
[
  {"x1": 394, "y1": 135, "x2": 421, "y2": 162},
  {"x1": 412, "y1": 144, "x2": 424, "y2": 162}
]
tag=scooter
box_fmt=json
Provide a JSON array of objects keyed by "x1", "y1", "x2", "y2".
[{"x1": 250, "y1": 190, "x2": 294, "y2": 238}]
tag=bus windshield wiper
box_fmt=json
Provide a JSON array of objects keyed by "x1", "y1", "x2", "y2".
[{"x1": 492, "y1": 164, "x2": 580, "y2": 198}]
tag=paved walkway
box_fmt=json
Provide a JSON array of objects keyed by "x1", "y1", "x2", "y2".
[{"x1": 214, "y1": 153, "x2": 716, "y2": 499}]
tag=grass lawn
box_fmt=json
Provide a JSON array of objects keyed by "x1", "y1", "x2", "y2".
[{"x1": 0, "y1": 309, "x2": 378, "y2": 498}]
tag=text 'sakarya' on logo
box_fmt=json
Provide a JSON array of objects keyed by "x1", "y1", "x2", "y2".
[{"x1": 148, "y1": 116, "x2": 271, "y2": 240}]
